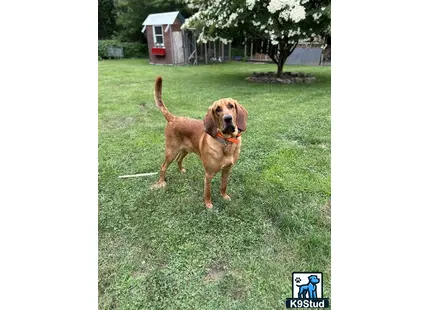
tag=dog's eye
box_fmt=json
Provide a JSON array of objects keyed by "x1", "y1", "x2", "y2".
[
  {"x1": 215, "y1": 106, "x2": 221, "y2": 113},
  {"x1": 227, "y1": 103, "x2": 234, "y2": 109}
]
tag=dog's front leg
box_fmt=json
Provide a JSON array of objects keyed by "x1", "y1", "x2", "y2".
[
  {"x1": 204, "y1": 171, "x2": 214, "y2": 208},
  {"x1": 220, "y1": 165, "x2": 232, "y2": 201}
]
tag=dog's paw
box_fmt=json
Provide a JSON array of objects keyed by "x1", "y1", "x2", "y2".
[
  {"x1": 180, "y1": 168, "x2": 186, "y2": 174},
  {"x1": 205, "y1": 201, "x2": 213, "y2": 209},
  {"x1": 221, "y1": 194, "x2": 231, "y2": 201},
  {"x1": 151, "y1": 181, "x2": 166, "y2": 189}
]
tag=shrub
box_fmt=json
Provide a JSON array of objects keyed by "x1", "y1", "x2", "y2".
[
  {"x1": 121, "y1": 42, "x2": 148, "y2": 58},
  {"x1": 231, "y1": 46, "x2": 245, "y2": 57},
  {"x1": 98, "y1": 40, "x2": 148, "y2": 59},
  {"x1": 98, "y1": 40, "x2": 121, "y2": 59}
]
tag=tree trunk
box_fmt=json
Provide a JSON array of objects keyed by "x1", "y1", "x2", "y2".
[
  {"x1": 266, "y1": 43, "x2": 279, "y2": 70},
  {"x1": 276, "y1": 59, "x2": 284, "y2": 77},
  {"x1": 276, "y1": 43, "x2": 286, "y2": 77},
  {"x1": 266, "y1": 40, "x2": 298, "y2": 77},
  {"x1": 276, "y1": 42, "x2": 298, "y2": 77}
]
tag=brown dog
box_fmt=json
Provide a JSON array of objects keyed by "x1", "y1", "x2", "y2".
[{"x1": 152, "y1": 76, "x2": 248, "y2": 208}]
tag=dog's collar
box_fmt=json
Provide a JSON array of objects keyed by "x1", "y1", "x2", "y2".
[{"x1": 215, "y1": 130, "x2": 242, "y2": 145}]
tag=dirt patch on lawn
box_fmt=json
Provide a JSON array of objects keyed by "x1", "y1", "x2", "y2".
[{"x1": 203, "y1": 264, "x2": 227, "y2": 282}]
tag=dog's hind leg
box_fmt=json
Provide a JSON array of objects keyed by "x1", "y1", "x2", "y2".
[
  {"x1": 176, "y1": 150, "x2": 189, "y2": 173},
  {"x1": 152, "y1": 148, "x2": 180, "y2": 189}
]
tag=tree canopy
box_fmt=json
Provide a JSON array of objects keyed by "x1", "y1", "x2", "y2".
[
  {"x1": 183, "y1": 0, "x2": 330, "y2": 43},
  {"x1": 98, "y1": 0, "x2": 117, "y2": 39},
  {"x1": 182, "y1": 0, "x2": 330, "y2": 75},
  {"x1": 98, "y1": 0, "x2": 193, "y2": 42}
]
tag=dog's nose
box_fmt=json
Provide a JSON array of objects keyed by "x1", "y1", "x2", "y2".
[{"x1": 223, "y1": 115, "x2": 232, "y2": 122}]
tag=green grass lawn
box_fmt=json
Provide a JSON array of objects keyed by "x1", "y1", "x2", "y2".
[{"x1": 98, "y1": 59, "x2": 331, "y2": 309}]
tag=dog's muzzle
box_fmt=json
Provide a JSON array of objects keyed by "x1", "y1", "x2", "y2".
[{"x1": 222, "y1": 115, "x2": 235, "y2": 133}]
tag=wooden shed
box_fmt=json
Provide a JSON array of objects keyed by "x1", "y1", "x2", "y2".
[{"x1": 141, "y1": 11, "x2": 186, "y2": 65}]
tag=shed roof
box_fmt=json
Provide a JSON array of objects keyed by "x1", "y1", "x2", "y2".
[{"x1": 142, "y1": 11, "x2": 185, "y2": 26}]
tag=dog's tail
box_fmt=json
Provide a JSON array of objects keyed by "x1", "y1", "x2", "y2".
[{"x1": 154, "y1": 76, "x2": 174, "y2": 122}]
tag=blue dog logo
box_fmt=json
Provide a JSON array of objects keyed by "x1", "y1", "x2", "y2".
[
  {"x1": 296, "y1": 275, "x2": 320, "y2": 299},
  {"x1": 286, "y1": 272, "x2": 329, "y2": 308}
]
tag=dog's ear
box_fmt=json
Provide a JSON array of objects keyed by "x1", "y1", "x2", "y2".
[
  {"x1": 203, "y1": 107, "x2": 218, "y2": 138},
  {"x1": 235, "y1": 102, "x2": 248, "y2": 132}
]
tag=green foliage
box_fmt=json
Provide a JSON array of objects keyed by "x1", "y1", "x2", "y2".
[
  {"x1": 98, "y1": 40, "x2": 121, "y2": 59},
  {"x1": 323, "y1": 3, "x2": 332, "y2": 35},
  {"x1": 97, "y1": 0, "x2": 191, "y2": 42},
  {"x1": 122, "y1": 42, "x2": 148, "y2": 58},
  {"x1": 98, "y1": 0, "x2": 117, "y2": 39},
  {"x1": 231, "y1": 46, "x2": 244, "y2": 57},
  {"x1": 98, "y1": 40, "x2": 148, "y2": 59}
]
